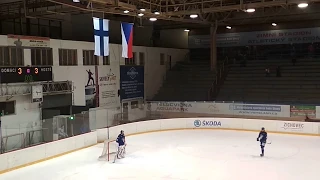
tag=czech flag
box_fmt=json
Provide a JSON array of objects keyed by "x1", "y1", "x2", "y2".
[{"x1": 121, "y1": 22, "x2": 133, "y2": 58}]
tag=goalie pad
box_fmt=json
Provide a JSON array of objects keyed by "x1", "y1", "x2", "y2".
[{"x1": 117, "y1": 145, "x2": 126, "y2": 158}]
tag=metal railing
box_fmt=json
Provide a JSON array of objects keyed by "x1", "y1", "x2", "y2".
[{"x1": 208, "y1": 56, "x2": 231, "y2": 100}]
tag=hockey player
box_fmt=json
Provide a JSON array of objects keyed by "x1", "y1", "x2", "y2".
[
  {"x1": 257, "y1": 127, "x2": 267, "y2": 157},
  {"x1": 116, "y1": 130, "x2": 126, "y2": 159}
]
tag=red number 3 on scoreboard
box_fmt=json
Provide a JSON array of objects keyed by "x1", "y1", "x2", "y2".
[{"x1": 35, "y1": 68, "x2": 38, "y2": 74}]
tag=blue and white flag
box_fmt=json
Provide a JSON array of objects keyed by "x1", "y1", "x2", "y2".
[{"x1": 93, "y1": 17, "x2": 109, "y2": 56}]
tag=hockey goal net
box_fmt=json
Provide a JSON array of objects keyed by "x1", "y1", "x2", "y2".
[{"x1": 98, "y1": 139, "x2": 118, "y2": 161}]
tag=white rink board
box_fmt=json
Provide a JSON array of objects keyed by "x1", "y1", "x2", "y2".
[
  {"x1": 0, "y1": 131, "x2": 97, "y2": 173},
  {"x1": 1, "y1": 117, "x2": 320, "y2": 174},
  {"x1": 107, "y1": 118, "x2": 320, "y2": 139}
]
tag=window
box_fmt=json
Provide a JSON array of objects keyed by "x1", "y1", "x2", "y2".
[
  {"x1": 160, "y1": 53, "x2": 165, "y2": 65},
  {"x1": 131, "y1": 101, "x2": 139, "y2": 109},
  {"x1": 125, "y1": 52, "x2": 137, "y2": 65},
  {"x1": 0, "y1": 101, "x2": 15, "y2": 116},
  {"x1": 138, "y1": 99, "x2": 144, "y2": 109},
  {"x1": 31, "y1": 48, "x2": 53, "y2": 65},
  {"x1": 103, "y1": 56, "x2": 110, "y2": 65},
  {"x1": 125, "y1": 58, "x2": 131, "y2": 65},
  {"x1": 133, "y1": 52, "x2": 136, "y2": 64},
  {"x1": 0, "y1": 47, "x2": 24, "y2": 66},
  {"x1": 59, "y1": 49, "x2": 77, "y2": 66},
  {"x1": 139, "y1": 52, "x2": 145, "y2": 65},
  {"x1": 83, "y1": 50, "x2": 99, "y2": 65}
]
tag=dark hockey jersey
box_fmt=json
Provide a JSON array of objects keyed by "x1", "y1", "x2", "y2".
[
  {"x1": 258, "y1": 131, "x2": 267, "y2": 142},
  {"x1": 116, "y1": 134, "x2": 125, "y2": 146}
]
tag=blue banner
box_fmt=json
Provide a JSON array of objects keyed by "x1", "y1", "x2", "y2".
[
  {"x1": 120, "y1": 66, "x2": 144, "y2": 100},
  {"x1": 189, "y1": 27, "x2": 320, "y2": 48}
]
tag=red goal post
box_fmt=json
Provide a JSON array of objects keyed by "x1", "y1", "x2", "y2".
[{"x1": 98, "y1": 139, "x2": 117, "y2": 161}]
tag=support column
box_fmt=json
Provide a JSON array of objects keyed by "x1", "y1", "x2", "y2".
[
  {"x1": 210, "y1": 21, "x2": 218, "y2": 71},
  {"x1": 26, "y1": 18, "x2": 30, "y2": 35}
]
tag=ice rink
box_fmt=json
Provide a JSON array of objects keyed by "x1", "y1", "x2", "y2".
[{"x1": 1, "y1": 129, "x2": 320, "y2": 180}]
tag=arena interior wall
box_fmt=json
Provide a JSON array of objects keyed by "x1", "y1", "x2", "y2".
[{"x1": 0, "y1": 117, "x2": 319, "y2": 174}]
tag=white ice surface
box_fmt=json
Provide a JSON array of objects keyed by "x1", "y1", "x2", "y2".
[{"x1": 1, "y1": 130, "x2": 320, "y2": 180}]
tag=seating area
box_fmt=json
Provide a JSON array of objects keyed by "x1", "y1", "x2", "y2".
[
  {"x1": 216, "y1": 56, "x2": 320, "y2": 104},
  {"x1": 152, "y1": 49, "x2": 216, "y2": 101}
]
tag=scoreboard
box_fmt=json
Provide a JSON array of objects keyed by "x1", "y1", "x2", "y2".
[{"x1": 0, "y1": 66, "x2": 53, "y2": 83}]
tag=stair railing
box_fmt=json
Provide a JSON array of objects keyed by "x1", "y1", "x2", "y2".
[
  {"x1": 163, "y1": 51, "x2": 190, "y2": 83},
  {"x1": 208, "y1": 56, "x2": 230, "y2": 100}
]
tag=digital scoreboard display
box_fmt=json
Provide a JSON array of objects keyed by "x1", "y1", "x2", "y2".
[{"x1": 0, "y1": 66, "x2": 53, "y2": 83}]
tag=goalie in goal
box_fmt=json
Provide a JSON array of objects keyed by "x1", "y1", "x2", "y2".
[
  {"x1": 99, "y1": 130, "x2": 126, "y2": 161},
  {"x1": 115, "y1": 130, "x2": 126, "y2": 159}
]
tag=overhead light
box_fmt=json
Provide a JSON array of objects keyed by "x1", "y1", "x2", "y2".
[
  {"x1": 73, "y1": 0, "x2": 80, "y2": 2},
  {"x1": 190, "y1": 14, "x2": 198, "y2": 18},
  {"x1": 298, "y1": 3, "x2": 308, "y2": 8},
  {"x1": 184, "y1": 29, "x2": 190, "y2": 32},
  {"x1": 138, "y1": 13, "x2": 144, "y2": 17},
  {"x1": 246, "y1": 8, "x2": 255, "y2": 13},
  {"x1": 123, "y1": 10, "x2": 129, "y2": 13},
  {"x1": 140, "y1": 8, "x2": 146, "y2": 11},
  {"x1": 149, "y1": 18, "x2": 157, "y2": 21},
  {"x1": 272, "y1": 23, "x2": 277, "y2": 26},
  {"x1": 226, "y1": 26, "x2": 232, "y2": 29},
  {"x1": 154, "y1": 11, "x2": 160, "y2": 15}
]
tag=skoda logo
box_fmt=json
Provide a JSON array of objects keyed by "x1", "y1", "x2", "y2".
[{"x1": 194, "y1": 120, "x2": 201, "y2": 127}]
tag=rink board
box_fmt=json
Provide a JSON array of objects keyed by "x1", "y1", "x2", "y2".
[
  {"x1": 1, "y1": 118, "x2": 320, "y2": 174},
  {"x1": 102, "y1": 118, "x2": 319, "y2": 142}
]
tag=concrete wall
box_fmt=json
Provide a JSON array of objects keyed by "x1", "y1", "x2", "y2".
[{"x1": 0, "y1": 35, "x2": 188, "y2": 138}]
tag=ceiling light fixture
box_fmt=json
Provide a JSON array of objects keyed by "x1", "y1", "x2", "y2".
[
  {"x1": 272, "y1": 23, "x2": 277, "y2": 26},
  {"x1": 73, "y1": 0, "x2": 80, "y2": 2},
  {"x1": 246, "y1": 8, "x2": 255, "y2": 13},
  {"x1": 123, "y1": 10, "x2": 129, "y2": 13},
  {"x1": 190, "y1": 14, "x2": 198, "y2": 18},
  {"x1": 154, "y1": 11, "x2": 160, "y2": 15},
  {"x1": 184, "y1": 29, "x2": 190, "y2": 32},
  {"x1": 226, "y1": 26, "x2": 232, "y2": 29},
  {"x1": 138, "y1": 13, "x2": 144, "y2": 17},
  {"x1": 140, "y1": 8, "x2": 146, "y2": 11},
  {"x1": 149, "y1": 18, "x2": 157, "y2": 21},
  {"x1": 298, "y1": 3, "x2": 308, "y2": 8}
]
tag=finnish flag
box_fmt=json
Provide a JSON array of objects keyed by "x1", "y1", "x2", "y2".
[{"x1": 93, "y1": 17, "x2": 109, "y2": 56}]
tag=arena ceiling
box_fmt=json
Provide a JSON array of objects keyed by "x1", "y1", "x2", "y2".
[{"x1": 1, "y1": 0, "x2": 320, "y2": 29}]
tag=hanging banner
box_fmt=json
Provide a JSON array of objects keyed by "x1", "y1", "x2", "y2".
[
  {"x1": 189, "y1": 27, "x2": 320, "y2": 48},
  {"x1": 120, "y1": 66, "x2": 144, "y2": 101},
  {"x1": 7, "y1": 34, "x2": 50, "y2": 47}
]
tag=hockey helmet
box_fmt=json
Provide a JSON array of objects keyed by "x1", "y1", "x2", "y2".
[{"x1": 261, "y1": 127, "x2": 265, "y2": 131}]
